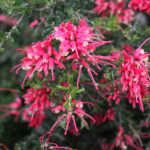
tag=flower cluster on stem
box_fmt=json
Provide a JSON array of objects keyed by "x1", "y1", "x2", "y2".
[
  {"x1": 93, "y1": 0, "x2": 134, "y2": 24},
  {"x1": 119, "y1": 38, "x2": 150, "y2": 111}
]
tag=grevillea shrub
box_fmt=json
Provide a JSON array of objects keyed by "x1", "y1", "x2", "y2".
[{"x1": 0, "y1": 0, "x2": 150, "y2": 150}]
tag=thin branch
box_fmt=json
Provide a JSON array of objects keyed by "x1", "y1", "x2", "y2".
[{"x1": 0, "y1": 15, "x2": 24, "y2": 49}]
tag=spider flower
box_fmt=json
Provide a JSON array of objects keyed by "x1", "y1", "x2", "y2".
[
  {"x1": 22, "y1": 87, "x2": 51, "y2": 128},
  {"x1": 53, "y1": 20, "x2": 112, "y2": 89},
  {"x1": 115, "y1": 126, "x2": 142, "y2": 150},
  {"x1": 13, "y1": 35, "x2": 65, "y2": 88},
  {"x1": 94, "y1": 0, "x2": 134, "y2": 24},
  {"x1": 101, "y1": 126, "x2": 143, "y2": 150},
  {"x1": 129, "y1": 0, "x2": 150, "y2": 14},
  {"x1": 119, "y1": 38, "x2": 150, "y2": 111},
  {"x1": 43, "y1": 100, "x2": 95, "y2": 138}
]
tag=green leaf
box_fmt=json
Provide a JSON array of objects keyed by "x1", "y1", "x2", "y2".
[
  {"x1": 76, "y1": 88, "x2": 85, "y2": 94},
  {"x1": 57, "y1": 85, "x2": 69, "y2": 91}
]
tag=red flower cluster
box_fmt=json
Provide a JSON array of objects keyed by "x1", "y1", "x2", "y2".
[
  {"x1": 14, "y1": 19, "x2": 112, "y2": 90},
  {"x1": 101, "y1": 126, "x2": 142, "y2": 150},
  {"x1": 93, "y1": 0, "x2": 134, "y2": 24},
  {"x1": 129, "y1": 0, "x2": 150, "y2": 14},
  {"x1": 13, "y1": 35, "x2": 65, "y2": 88},
  {"x1": 51, "y1": 100, "x2": 95, "y2": 135},
  {"x1": 40, "y1": 99, "x2": 95, "y2": 147},
  {"x1": 11, "y1": 20, "x2": 115, "y2": 149},
  {"x1": 119, "y1": 38, "x2": 150, "y2": 112},
  {"x1": 53, "y1": 19, "x2": 112, "y2": 89},
  {"x1": 9, "y1": 15, "x2": 150, "y2": 149},
  {"x1": 117, "y1": 126, "x2": 141, "y2": 149},
  {"x1": 23, "y1": 87, "x2": 51, "y2": 128}
]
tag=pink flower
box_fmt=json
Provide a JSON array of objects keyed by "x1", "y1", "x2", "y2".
[
  {"x1": 93, "y1": 0, "x2": 115, "y2": 17},
  {"x1": 129, "y1": 0, "x2": 150, "y2": 14},
  {"x1": 29, "y1": 19, "x2": 39, "y2": 28},
  {"x1": 0, "y1": 14, "x2": 17, "y2": 26},
  {"x1": 122, "y1": 44, "x2": 133, "y2": 53},
  {"x1": 93, "y1": 0, "x2": 134, "y2": 24},
  {"x1": 42, "y1": 99, "x2": 95, "y2": 141},
  {"x1": 53, "y1": 20, "x2": 112, "y2": 89},
  {"x1": 22, "y1": 87, "x2": 51, "y2": 128},
  {"x1": 101, "y1": 126, "x2": 143, "y2": 150},
  {"x1": 119, "y1": 38, "x2": 150, "y2": 112},
  {"x1": 116, "y1": 6, "x2": 134, "y2": 24},
  {"x1": 106, "y1": 80, "x2": 121, "y2": 105},
  {"x1": 53, "y1": 20, "x2": 108, "y2": 58},
  {"x1": 115, "y1": 126, "x2": 143, "y2": 150},
  {"x1": 13, "y1": 35, "x2": 65, "y2": 88},
  {"x1": 29, "y1": 18, "x2": 47, "y2": 29},
  {"x1": 111, "y1": 51, "x2": 121, "y2": 60}
]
